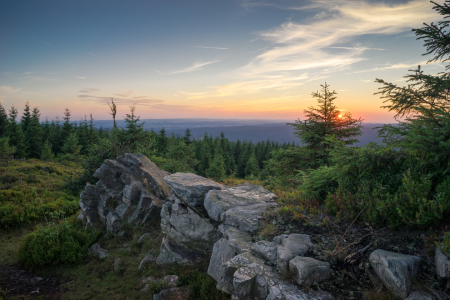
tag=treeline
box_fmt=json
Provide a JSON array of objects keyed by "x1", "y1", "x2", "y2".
[{"x1": 0, "y1": 101, "x2": 297, "y2": 191}]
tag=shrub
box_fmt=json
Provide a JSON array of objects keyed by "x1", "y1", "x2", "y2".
[{"x1": 19, "y1": 221, "x2": 100, "y2": 270}]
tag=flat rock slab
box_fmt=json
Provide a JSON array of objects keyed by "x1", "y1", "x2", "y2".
[
  {"x1": 208, "y1": 238, "x2": 237, "y2": 284},
  {"x1": 164, "y1": 173, "x2": 223, "y2": 207},
  {"x1": 252, "y1": 240, "x2": 277, "y2": 265},
  {"x1": 276, "y1": 234, "x2": 312, "y2": 273},
  {"x1": 221, "y1": 202, "x2": 279, "y2": 233},
  {"x1": 156, "y1": 237, "x2": 204, "y2": 265},
  {"x1": 435, "y1": 247, "x2": 450, "y2": 279},
  {"x1": 88, "y1": 243, "x2": 108, "y2": 259},
  {"x1": 204, "y1": 185, "x2": 276, "y2": 222},
  {"x1": 139, "y1": 251, "x2": 156, "y2": 270},
  {"x1": 153, "y1": 286, "x2": 190, "y2": 300},
  {"x1": 369, "y1": 249, "x2": 421, "y2": 299},
  {"x1": 161, "y1": 202, "x2": 221, "y2": 250},
  {"x1": 289, "y1": 256, "x2": 331, "y2": 286},
  {"x1": 224, "y1": 226, "x2": 254, "y2": 254},
  {"x1": 405, "y1": 291, "x2": 434, "y2": 300}
]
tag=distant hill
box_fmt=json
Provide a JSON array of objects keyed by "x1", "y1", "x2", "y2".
[{"x1": 93, "y1": 119, "x2": 387, "y2": 145}]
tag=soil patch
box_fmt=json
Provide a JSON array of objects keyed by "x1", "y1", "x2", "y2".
[{"x1": 0, "y1": 264, "x2": 62, "y2": 299}]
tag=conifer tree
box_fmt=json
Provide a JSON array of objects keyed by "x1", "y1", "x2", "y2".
[
  {"x1": 376, "y1": 0, "x2": 450, "y2": 177},
  {"x1": 184, "y1": 128, "x2": 192, "y2": 146},
  {"x1": 245, "y1": 151, "x2": 260, "y2": 178},
  {"x1": 61, "y1": 132, "x2": 82, "y2": 156},
  {"x1": 26, "y1": 107, "x2": 43, "y2": 158},
  {"x1": 157, "y1": 128, "x2": 169, "y2": 153},
  {"x1": 98, "y1": 126, "x2": 105, "y2": 139},
  {"x1": 40, "y1": 140, "x2": 54, "y2": 161},
  {"x1": 49, "y1": 118, "x2": 62, "y2": 154},
  {"x1": 197, "y1": 133, "x2": 212, "y2": 176},
  {"x1": 60, "y1": 108, "x2": 73, "y2": 149},
  {"x1": 0, "y1": 102, "x2": 8, "y2": 137},
  {"x1": 207, "y1": 142, "x2": 226, "y2": 181},
  {"x1": 0, "y1": 137, "x2": 16, "y2": 165},
  {"x1": 289, "y1": 83, "x2": 362, "y2": 166},
  {"x1": 123, "y1": 105, "x2": 145, "y2": 151},
  {"x1": 6, "y1": 106, "x2": 26, "y2": 158},
  {"x1": 21, "y1": 102, "x2": 31, "y2": 133}
]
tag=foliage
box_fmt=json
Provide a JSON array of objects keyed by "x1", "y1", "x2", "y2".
[
  {"x1": 0, "y1": 159, "x2": 82, "y2": 229},
  {"x1": 0, "y1": 137, "x2": 16, "y2": 165},
  {"x1": 289, "y1": 83, "x2": 362, "y2": 167},
  {"x1": 19, "y1": 220, "x2": 100, "y2": 269},
  {"x1": 41, "y1": 140, "x2": 55, "y2": 161}
]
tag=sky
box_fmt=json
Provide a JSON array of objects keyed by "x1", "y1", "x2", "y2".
[{"x1": 0, "y1": 0, "x2": 446, "y2": 123}]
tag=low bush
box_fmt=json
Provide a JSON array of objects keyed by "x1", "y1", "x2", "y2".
[{"x1": 19, "y1": 220, "x2": 100, "y2": 270}]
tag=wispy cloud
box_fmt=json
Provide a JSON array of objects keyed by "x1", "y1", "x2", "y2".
[
  {"x1": 0, "y1": 86, "x2": 22, "y2": 94},
  {"x1": 240, "y1": 0, "x2": 439, "y2": 77},
  {"x1": 78, "y1": 94, "x2": 164, "y2": 106},
  {"x1": 114, "y1": 91, "x2": 134, "y2": 97},
  {"x1": 33, "y1": 39, "x2": 51, "y2": 45},
  {"x1": 165, "y1": 60, "x2": 220, "y2": 75},
  {"x1": 195, "y1": 46, "x2": 228, "y2": 50},
  {"x1": 89, "y1": 53, "x2": 96, "y2": 56},
  {"x1": 346, "y1": 60, "x2": 438, "y2": 74},
  {"x1": 75, "y1": 76, "x2": 86, "y2": 80},
  {"x1": 79, "y1": 88, "x2": 100, "y2": 93}
]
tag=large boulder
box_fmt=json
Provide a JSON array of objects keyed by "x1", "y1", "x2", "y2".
[
  {"x1": 204, "y1": 184, "x2": 276, "y2": 222},
  {"x1": 289, "y1": 256, "x2": 331, "y2": 286},
  {"x1": 221, "y1": 202, "x2": 279, "y2": 233},
  {"x1": 276, "y1": 234, "x2": 312, "y2": 273},
  {"x1": 208, "y1": 238, "x2": 237, "y2": 286},
  {"x1": 369, "y1": 249, "x2": 421, "y2": 299},
  {"x1": 164, "y1": 173, "x2": 224, "y2": 207},
  {"x1": 435, "y1": 246, "x2": 450, "y2": 279},
  {"x1": 160, "y1": 201, "x2": 221, "y2": 250},
  {"x1": 78, "y1": 154, "x2": 171, "y2": 231},
  {"x1": 156, "y1": 236, "x2": 204, "y2": 265}
]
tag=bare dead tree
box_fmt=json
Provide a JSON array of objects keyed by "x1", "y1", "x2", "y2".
[{"x1": 108, "y1": 98, "x2": 117, "y2": 157}]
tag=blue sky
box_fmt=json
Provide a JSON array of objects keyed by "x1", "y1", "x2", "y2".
[{"x1": 0, "y1": 0, "x2": 445, "y2": 122}]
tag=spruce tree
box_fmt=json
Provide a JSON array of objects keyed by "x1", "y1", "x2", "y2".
[
  {"x1": 60, "y1": 108, "x2": 73, "y2": 150},
  {"x1": 40, "y1": 140, "x2": 54, "y2": 161},
  {"x1": 26, "y1": 107, "x2": 43, "y2": 158},
  {"x1": 21, "y1": 102, "x2": 31, "y2": 133},
  {"x1": 123, "y1": 105, "x2": 145, "y2": 151},
  {"x1": 245, "y1": 151, "x2": 260, "y2": 178},
  {"x1": 376, "y1": 0, "x2": 450, "y2": 178},
  {"x1": 207, "y1": 142, "x2": 226, "y2": 181},
  {"x1": 0, "y1": 102, "x2": 8, "y2": 137},
  {"x1": 289, "y1": 83, "x2": 362, "y2": 167},
  {"x1": 6, "y1": 106, "x2": 26, "y2": 158},
  {"x1": 61, "y1": 132, "x2": 82, "y2": 156},
  {"x1": 197, "y1": 134, "x2": 212, "y2": 177},
  {"x1": 184, "y1": 128, "x2": 192, "y2": 146},
  {"x1": 157, "y1": 128, "x2": 169, "y2": 153},
  {"x1": 0, "y1": 137, "x2": 16, "y2": 165}
]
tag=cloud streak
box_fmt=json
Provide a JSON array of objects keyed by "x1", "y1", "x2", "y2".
[
  {"x1": 78, "y1": 94, "x2": 164, "y2": 106},
  {"x1": 240, "y1": 0, "x2": 439, "y2": 77},
  {"x1": 195, "y1": 46, "x2": 228, "y2": 50},
  {"x1": 166, "y1": 61, "x2": 220, "y2": 75}
]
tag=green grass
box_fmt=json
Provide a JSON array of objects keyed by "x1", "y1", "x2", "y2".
[{"x1": 0, "y1": 159, "x2": 83, "y2": 229}]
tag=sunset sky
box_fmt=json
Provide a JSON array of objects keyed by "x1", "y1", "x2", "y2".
[{"x1": 0, "y1": 0, "x2": 445, "y2": 123}]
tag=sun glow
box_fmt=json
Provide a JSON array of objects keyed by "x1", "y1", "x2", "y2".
[{"x1": 339, "y1": 115, "x2": 342, "y2": 118}]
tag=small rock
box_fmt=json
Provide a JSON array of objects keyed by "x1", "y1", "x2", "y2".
[
  {"x1": 164, "y1": 172, "x2": 223, "y2": 207},
  {"x1": 164, "y1": 275, "x2": 179, "y2": 288},
  {"x1": 369, "y1": 249, "x2": 421, "y2": 299},
  {"x1": 251, "y1": 240, "x2": 277, "y2": 264},
  {"x1": 435, "y1": 247, "x2": 450, "y2": 279},
  {"x1": 405, "y1": 291, "x2": 434, "y2": 300},
  {"x1": 88, "y1": 243, "x2": 108, "y2": 259},
  {"x1": 139, "y1": 251, "x2": 156, "y2": 270},
  {"x1": 114, "y1": 258, "x2": 121, "y2": 271},
  {"x1": 153, "y1": 286, "x2": 190, "y2": 300},
  {"x1": 289, "y1": 256, "x2": 331, "y2": 286},
  {"x1": 156, "y1": 236, "x2": 204, "y2": 265},
  {"x1": 224, "y1": 226, "x2": 253, "y2": 254},
  {"x1": 138, "y1": 233, "x2": 151, "y2": 242},
  {"x1": 208, "y1": 238, "x2": 237, "y2": 284},
  {"x1": 276, "y1": 233, "x2": 312, "y2": 273}
]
